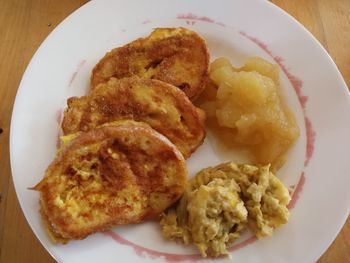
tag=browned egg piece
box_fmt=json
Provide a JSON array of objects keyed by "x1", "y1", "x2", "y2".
[
  {"x1": 91, "y1": 27, "x2": 209, "y2": 101},
  {"x1": 34, "y1": 121, "x2": 188, "y2": 242},
  {"x1": 61, "y1": 76, "x2": 206, "y2": 159}
]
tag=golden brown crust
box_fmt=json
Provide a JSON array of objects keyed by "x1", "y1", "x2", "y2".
[
  {"x1": 62, "y1": 77, "x2": 206, "y2": 158},
  {"x1": 34, "y1": 121, "x2": 187, "y2": 241},
  {"x1": 91, "y1": 27, "x2": 210, "y2": 100}
]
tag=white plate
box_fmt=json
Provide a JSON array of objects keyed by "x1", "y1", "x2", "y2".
[{"x1": 10, "y1": 0, "x2": 350, "y2": 262}]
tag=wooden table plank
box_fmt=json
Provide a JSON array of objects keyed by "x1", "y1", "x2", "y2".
[
  {"x1": 0, "y1": 1, "x2": 348, "y2": 262},
  {"x1": 317, "y1": 0, "x2": 350, "y2": 89}
]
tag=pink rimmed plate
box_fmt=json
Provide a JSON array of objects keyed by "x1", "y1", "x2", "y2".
[{"x1": 10, "y1": 0, "x2": 350, "y2": 262}]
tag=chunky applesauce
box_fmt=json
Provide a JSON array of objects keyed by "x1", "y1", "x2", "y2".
[{"x1": 198, "y1": 57, "x2": 300, "y2": 168}]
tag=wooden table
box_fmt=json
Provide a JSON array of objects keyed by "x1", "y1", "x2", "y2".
[{"x1": 0, "y1": 1, "x2": 349, "y2": 262}]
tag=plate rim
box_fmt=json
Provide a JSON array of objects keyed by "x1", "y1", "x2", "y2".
[{"x1": 9, "y1": 0, "x2": 350, "y2": 262}]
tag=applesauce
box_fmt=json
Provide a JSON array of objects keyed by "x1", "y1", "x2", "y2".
[{"x1": 199, "y1": 57, "x2": 300, "y2": 168}]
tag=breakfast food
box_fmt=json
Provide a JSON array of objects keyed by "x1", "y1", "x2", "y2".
[
  {"x1": 62, "y1": 76, "x2": 206, "y2": 158},
  {"x1": 160, "y1": 162, "x2": 290, "y2": 257},
  {"x1": 161, "y1": 176, "x2": 248, "y2": 257},
  {"x1": 35, "y1": 28, "x2": 298, "y2": 254},
  {"x1": 91, "y1": 27, "x2": 210, "y2": 100},
  {"x1": 34, "y1": 121, "x2": 188, "y2": 242},
  {"x1": 199, "y1": 57, "x2": 300, "y2": 168}
]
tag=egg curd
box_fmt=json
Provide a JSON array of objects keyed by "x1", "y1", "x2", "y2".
[{"x1": 160, "y1": 162, "x2": 291, "y2": 257}]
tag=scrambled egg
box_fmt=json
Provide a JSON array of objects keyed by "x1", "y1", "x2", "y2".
[
  {"x1": 160, "y1": 162, "x2": 291, "y2": 257},
  {"x1": 161, "y1": 178, "x2": 247, "y2": 257}
]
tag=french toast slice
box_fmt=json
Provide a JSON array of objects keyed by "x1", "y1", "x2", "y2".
[
  {"x1": 91, "y1": 27, "x2": 209, "y2": 100},
  {"x1": 34, "y1": 120, "x2": 187, "y2": 242},
  {"x1": 62, "y1": 76, "x2": 206, "y2": 158}
]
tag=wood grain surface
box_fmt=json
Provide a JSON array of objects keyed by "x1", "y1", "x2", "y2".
[{"x1": 0, "y1": 1, "x2": 349, "y2": 262}]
